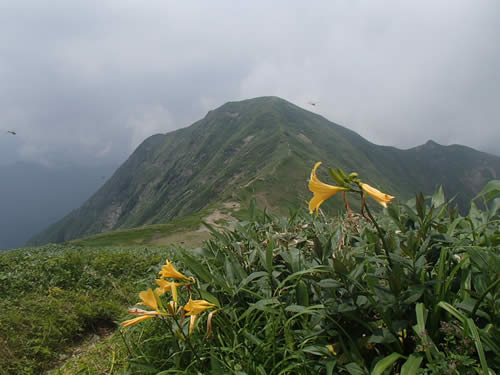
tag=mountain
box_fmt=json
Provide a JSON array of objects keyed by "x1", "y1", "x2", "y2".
[
  {"x1": 0, "y1": 162, "x2": 117, "y2": 250},
  {"x1": 29, "y1": 96, "x2": 500, "y2": 245}
]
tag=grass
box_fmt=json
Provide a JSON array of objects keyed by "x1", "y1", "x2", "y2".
[
  {"x1": 69, "y1": 205, "x2": 228, "y2": 248},
  {"x1": 0, "y1": 244, "x2": 175, "y2": 374}
]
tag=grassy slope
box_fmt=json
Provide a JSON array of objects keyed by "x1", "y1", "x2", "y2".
[{"x1": 0, "y1": 244, "x2": 175, "y2": 375}]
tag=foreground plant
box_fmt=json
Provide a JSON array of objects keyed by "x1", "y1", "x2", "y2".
[
  {"x1": 122, "y1": 259, "x2": 216, "y2": 328},
  {"x1": 308, "y1": 161, "x2": 395, "y2": 214},
  {"x1": 121, "y1": 172, "x2": 499, "y2": 374}
]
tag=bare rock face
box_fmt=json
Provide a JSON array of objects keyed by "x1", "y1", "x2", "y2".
[
  {"x1": 103, "y1": 204, "x2": 122, "y2": 230},
  {"x1": 297, "y1": 133, "x2": 312, "y2": 144},
  {"x1": 462, "y1": 167, "x2": 497, "y2": 192}
]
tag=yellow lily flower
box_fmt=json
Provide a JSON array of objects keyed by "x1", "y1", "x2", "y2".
[
  {"x1": 183, "y1": 298, "x2": 216, "y2": 316},
  {"x1": 155, "y1": 279, "x2": 182, "y2": 296},
  {"x1": 159, "y1": 260, "x2": 191, "y2": 281},
  {"x1": 309, "y1": 162, "x2": 348, "y2": 214},
  {"x1": 360, "y1": 183, "x2": 395, "y2": 208},
  {"x1": 189, "y1": 315, "x2": 197, "y2": 335},
  {"x1": 137, "y1": 288, "x2": 159, "y2": 311},
  {"x1": 122, "y1": 315, "x2": 155, "y2": 327}
]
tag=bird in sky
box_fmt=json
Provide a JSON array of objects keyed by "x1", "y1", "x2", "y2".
[
  {"x1": 7, "y1": 130, "x2": 16, "y2": 135},
  {"x1": 308, "y1": 101, "x2": 318, "y2": 106}
]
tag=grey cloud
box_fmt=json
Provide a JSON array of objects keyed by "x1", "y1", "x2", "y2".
[{"x1": 1, "y1": 0, "x2": 499, "y2": 168}]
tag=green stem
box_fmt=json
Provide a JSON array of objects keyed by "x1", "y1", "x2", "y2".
[
  {"x1": 363, "y1": 197, "x2": 394, "y2": 270},
  {"x1": 119, "y1": 329, "x2": 133, "y2": 357},
  {"x1": 472, "y1": 275, "x2": 500, "y2": 318},
  {"x1": 343, "y1": 191, "x2": 353, "y2": 221},
  {"x1": 171, "y1": 313, "x2": 202, "y2": 364},
  {"x1": 160, "y1": 316, "x2": 181, "y2": 352}
]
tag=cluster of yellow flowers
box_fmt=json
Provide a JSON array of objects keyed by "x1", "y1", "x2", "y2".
[
  {"x1": 122, "y1": 260, "x2": 217, "y2": 336},
  {"x1": 308, "y1": 161, "x2": 395, "y2": 214}
]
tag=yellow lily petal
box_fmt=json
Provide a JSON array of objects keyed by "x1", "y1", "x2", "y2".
[
  {"x1": 189, "y1": 314, "x2": 197, "y2": 335},
  {"x1": 327, "y1": 344, "x2": 337, "y2": 356},
  {"x1": 183, "y1": 298, "x2": 216, "y2": 316},
  {"x1": 361, "y1": 183, "x2": 395, "y2": 208},
  {"x1": 138, "y1": 288, "x2": 158, "y2": 311},
  {"x1": 309, "y1": 162, "x2": 348, "y2": 214},
  {"x1": 122, "y1": 315, "x2": 154, "y2": 328},
  {"x1": 172, "y1": 283, "x2": 178, "y2": 305},
  {"x1": 206, "y1": 310, "x2": 218, "y2": 337},
  {"x1": 128, "y1": 307, "x2": 167, "y2": 316},
  {"x1": 155, "y1": 279, "x2": 183, "y2": 296},
  {"x1": 159, "y1": 260, "x2": 190, "y2": 281}
]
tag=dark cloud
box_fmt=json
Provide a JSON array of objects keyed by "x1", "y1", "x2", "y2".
[{"x1": 1, "y1": 1, "x2": 499, "y2": 167}]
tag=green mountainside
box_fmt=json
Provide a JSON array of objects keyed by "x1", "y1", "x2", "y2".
[{"x1": 29, "y1": 96, "x2": 500, "y2": 245}]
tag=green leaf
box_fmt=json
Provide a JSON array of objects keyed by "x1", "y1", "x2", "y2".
[
  {"x1": 265, "y1": 238, "x2": 274, "y2": 273},
  {"x1": 371, "y1": 352, "x2": 405, "y2": 375},
  {"x1": 242, "y1": 297, "x2": 281, "y2": 317},
  {"x1": 285, "y1": 304, "x2": 308, "y2": 313},
  {"x1": 198, "y1": 289, "x2": 220, "y2": 307},
  {"x1": 224, "y1": 256, "x2": 235, "y2": 285},
  {"x1": 474, "y1": 179, "x2": 500, "y2": 202},
  {"x1": 248, "y1": 198, "x2": 257, "y2": 221},
  {"x1": 369, "y1": 328, "x2": 397, "y2": 344},
  {"x1": 466, "y1": 318, "x2": 490, "y2": 375},
  {"x1": 319, "y1": 278, "x2": 342, "y2": 288},
  {"x1": 413, "y1": 303, "x2": 439, "y2": 362},
  {"x1": 387, "y1": 204, "x2": 404, "y2": 231},
  {"x1": 400, "y1": 354, "x2": 423, "y2": 375},
  {"x1": 181, "y1": 252, "x2": 233, "y2": 292},
  {"x1": 242, "y1": 329, "x2": 263, "y2": 346},
  {"x1": 402, "y1": 285, "x2": 424, "y2": 304},
  {"x1": 295, "y1": 280, "x2": 310, "y2": 306},
  {"x1": 344, "y1": 362, "x2": 367, "y2": 375},
  {"x1": 237, "y1": 271, "x2": 268, "y2": 291},
  {"x1": 416, "y1": 192, "x2": 426, "y2": 219},
  {"x1": 437, "y1": 301, "x2": 466, "y2": 324},
  {"x1": 333, "y1": 258, "x2": 348, "y2": 274},
  {"x1": 431, "y1": 186, "x2": 445, "y2": 208},
  {"x1": 302, "y1": 345, "x2": 330, "y2": 356},
  {"x1": 326, "y1": 360, "x2": 337, "y2": 375},
  {"x1": 489, "y1": 197, "x2": 500, "y2": 218}
]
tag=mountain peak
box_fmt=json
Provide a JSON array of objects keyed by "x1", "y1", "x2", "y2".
[
  {"x1": 29, "y1": 98, "x2": 500, "y2": 245},
  {"x1": 424, "y1": 139, "x2": 440, "y2": 147}
]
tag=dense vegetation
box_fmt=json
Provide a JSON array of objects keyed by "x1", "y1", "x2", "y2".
[
  {"x1": 1, "y1": 180, "x2": 497, "y2": 374},
  {"x1": 119, "y1": 183, "x2": 499, "y2": 374}
]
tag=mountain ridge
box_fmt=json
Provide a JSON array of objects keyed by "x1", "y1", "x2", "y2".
[{"x1": 28, "y1": 96, "x2": 500, "y2": 245}]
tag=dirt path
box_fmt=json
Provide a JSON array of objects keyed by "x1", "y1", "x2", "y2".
[{"x1": 151, "y1": 202, "x2": 240, "y2": 246}]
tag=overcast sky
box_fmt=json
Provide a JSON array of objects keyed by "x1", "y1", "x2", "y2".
[{"x1": 1, "y1": 1, "x2": 499, "y2": 167}]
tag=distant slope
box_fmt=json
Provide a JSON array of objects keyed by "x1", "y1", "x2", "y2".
[
  {"x1": 29, "y1": 96, "x2": 500, "y2": 245},
  {"x1": 0, "y1": 162, "x2": 117, "y2": 249}
]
